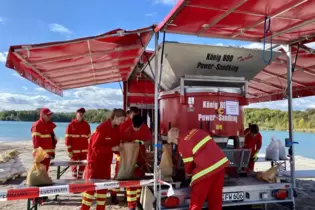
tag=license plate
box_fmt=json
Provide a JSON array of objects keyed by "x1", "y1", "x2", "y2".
[
  {"x1": 184, "y1": 192, "x2": 244, "y2": 205},
  {"x1": 223, "y1": 192, "x2": 244, "y2": 202}
]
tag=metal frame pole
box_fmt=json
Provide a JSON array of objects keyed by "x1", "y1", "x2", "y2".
[
  {"x1": 153, "y1": 31, "x2": 159, "y2": 207},
  {"x1": 284, "y1": 44, "x2": 296, "y2": 209},
  {"x1": 286, "y1": 45, "x2": 296, "y2": 187}
]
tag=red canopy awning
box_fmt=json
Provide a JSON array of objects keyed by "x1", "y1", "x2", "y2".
[
  {"x1": 5, "y1": 25, "x2": 155, "y2": 96},
  {"x1": 248, "y1": 43, "x2": 315, "y2": 103},
  {"x1": 156, "y1": 0, "x2": 315, "y2": 44}
]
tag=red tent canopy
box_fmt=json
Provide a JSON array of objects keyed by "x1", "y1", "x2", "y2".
[
  {"x1": 5, "y1": 25, "x2": 155, "y2": 96},
  {"x1": 155, "y1": 0, "x2": 315, "y2": 103},
  {"x1": 156, "y1": 0, "x2": 315, "y2": 44},
  {"x1": 248, "y1": 43, "x2": 315, "y2": 103}
]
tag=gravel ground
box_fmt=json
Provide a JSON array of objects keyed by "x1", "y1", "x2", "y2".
[{"x1": 1, "y1": 140, "x2": 315, "y2": 210}]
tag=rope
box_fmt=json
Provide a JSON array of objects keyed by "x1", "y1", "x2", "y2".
[{"x1": 262, "y1": 16, "x2": 273, "y2": 64}]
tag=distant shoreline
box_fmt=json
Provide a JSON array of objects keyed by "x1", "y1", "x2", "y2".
[
  {"x1": 260, "y1": 128, "x2": 315, "y2": 133},
  {"x1": 2, "y1": 120, "x2": 315, "y2": 133}
]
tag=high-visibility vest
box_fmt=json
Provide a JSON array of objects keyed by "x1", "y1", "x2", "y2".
[
  {"x1": 65, "y1": 119, "x2": 91, "y2": 156},
  {"x1": 179, "y1": 129, "x2": 229, "y2": 186},
  {"x1": 31, "y1": 119, "x2": 57, "y2": 156}
]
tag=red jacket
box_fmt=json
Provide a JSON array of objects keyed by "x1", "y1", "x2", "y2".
[
  {"x1": 113, "y1": 117, "x2": 133, "y2": 160},
  {"x1": 31, "y1": 118, "x2": 57, "y2": 156},
  {"x1": 121, "y1": 124, "x2": 152, "y2": 177},
  {"x1": 85, "y1": 120, "x2": 121, "y2": 179},
  {"x1": 244, "y1": 132, "x2": 262, "y2": 158},
  {"x1": 120, "y1": 117, "x2": 132, "y2": 133},
  {"x1": 65, "y1": 119, "x2": 91, "y2": 156},
  {"x1": 244, "y1": 128, "x2": 250, "y2": 136},
  {"x1": 178, "y1": 129, "x2": 229, "y2": 186}
]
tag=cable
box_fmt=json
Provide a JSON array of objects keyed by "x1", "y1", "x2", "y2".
[
  {"x1": 159, "y1": 32, "x2": 166, "y2": 91},
  {"x1": 262, "y1": 16, "x2": 273, "y2": 64},
  {"x1": 138, "y1": 34, "x2": 155, "y2": 80}
]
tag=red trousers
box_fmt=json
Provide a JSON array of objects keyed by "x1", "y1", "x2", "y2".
[
  {"x1": 41, "y1": 158, "x2": 51, "y2": 172},
  {"x1": 81, "y1": 189, "x2": 108, "y2": 210},
  {"x1": 190, "y1": 169, "x2": 225, "y2": 210},
  {"x1": 248, "y1": 160, "x2": 255, "y2": 171},
  {"x1": 71, "y1": 154, "x2": 86, "y2": 179},
  {"x1": 126, "y1": 187, "x2": 141, "y2": 208}
]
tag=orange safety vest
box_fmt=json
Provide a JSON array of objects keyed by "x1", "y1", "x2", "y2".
[{"x1": 178, "y1": 129, "x2": 229, "y2": 186}]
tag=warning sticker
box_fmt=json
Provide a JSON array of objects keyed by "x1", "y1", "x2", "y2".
[
  {"x1": 119, "y1": 180, "x2": 140, "y2": 188},
  {"x1": 5, "y1": 188, "x2": 39, "y2": 201},
  {"x1": 69, "y1": 184, "x2": 95, "y2": 193},
  {"x1": 95, "y1": 181, "x2": 119, "y2": 190},
  {"x1": 39, "y1": 186, "x2": 69, "y2": 197}
]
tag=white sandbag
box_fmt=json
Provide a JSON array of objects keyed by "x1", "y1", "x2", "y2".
[
  {"x1": 277, "y1": 140, "x2": 287, "y2": 160},
  {"x1": 0, "y1": 162, "x2": 12, "y2": 170},
  {"x1": 265, "y1": 138, "x2": 279, "y2": 161},
  {"x1": 12, "y1": 159, "x2": 27, "y2": 175},
  {"x1": 0, "y1": 169, "x2": 12, "y2": 183}
]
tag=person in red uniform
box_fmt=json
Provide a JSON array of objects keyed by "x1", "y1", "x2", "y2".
[
  {"x1": 111, "y1": 107, "x2": 139, "y2": 203},
  {"x1": 31, "y1": 108, "x2": 57, "y2": 172},
  {"x1": 244, "y1": 123, "x2": 252, "y2": 136},
  {"x1": 168, "y1": 128, "x2": 229, "y2": 210},
  {"x1": 81, "y1": 108, "x2": 126, "y2": 210},
  {"x1": 65, "y1": 108, "x2": 91, "y2": 179},
  {"x1": 120, "y1": 115, "x2": 152, "y2": 210},
  {"x1": 244, "y1": 124, "x2": 262, "y2": 172}
]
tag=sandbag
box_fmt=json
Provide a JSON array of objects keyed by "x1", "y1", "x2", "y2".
[
  {"x1": 265, "y1": 138, "x2": 279, "y2": 161},
  {"x1": 117, "y1": 142, "x2": 140, "y2": 180},
  {"x1": 277, "y1": 140, "x2": 287, "y2": 160},
  {"x1": 26, "y1": 147, "x2": 53, "y2": 186},
  {"x1": 12, "y1": 158, "x2": 27, "y2": 175},
  {"x1": 159, "y1": 144, "x2": 173, "y2": 182},
  {"x1": 0, "y1": 150, "x2": 20, "y2": 163},
  {"x1": 256, "y1": 164, "x2": 281, "y2": 183},
  {"x1": 0, "y1": 162, "x2": 11, "y2": 170}
]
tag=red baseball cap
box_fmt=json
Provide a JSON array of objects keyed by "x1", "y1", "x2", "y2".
[
  {"x1": 76, "y1": 108, "x2": 86, "y2": 113},
  {"x1": 40, "y1": 108, "x2": 53, "y2": 115}
]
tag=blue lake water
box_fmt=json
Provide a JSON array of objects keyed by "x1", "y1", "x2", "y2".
[{"x1": 0, "y1": 121, "x2": 314, "y2": 159}]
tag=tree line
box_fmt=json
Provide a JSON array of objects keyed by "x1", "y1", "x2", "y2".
[
  {"x1": 244, "y1": 108, "x2": 315, "y2": 132},
  {"x1": 0, "y1": 109, "x2": 111, "y2": 123},
  {"x1": 2, "y1": 108, "x2": 315, "y2": 132}
]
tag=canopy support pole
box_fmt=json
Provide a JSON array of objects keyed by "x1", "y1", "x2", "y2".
[
  {"x1": 154, "y1": 31, "x2": 160, "y2": 209},
  {"x1": 283, "y1": 44, "x2": 296, "y2": 209}
]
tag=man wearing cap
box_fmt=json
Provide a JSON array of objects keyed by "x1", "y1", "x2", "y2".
[
  {"x1": 31, "y1": 108, "x2": 57, "y2": 171},
  {"x1": 65, "y1": 108, "x2": 91, "y2": 179}
]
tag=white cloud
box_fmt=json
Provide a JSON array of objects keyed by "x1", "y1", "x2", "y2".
[
  {"x1": 0, "y1": 87, "x2": 123, "y2": 112},
  {"x1": 246, "y1": 96, "x2": 315, "y2": 111},
  {"x1": 145, "y1": 12, "x2": 156, "y2": 17},
  {"x1": 35, "y1": 87, "x2": 46, "y2": 92},
  {"x1": 0, "y1": 52, "x2": 8, "y2": 63},
  {"x1": 12, "y1": 72, "x2": 23, "y2": 80},
  {"x1": 22, "y1": 86, "x2": 28, "y2": 91},
  {"x1": 154, "y1": 0, "x2": 178, "y2": 5},
  {"x1": 49, "y1": 23, "x2": 72, "y2": 35},
  {"x1": 305, "y1": 42, "x2": 315, "y2": 49}
]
